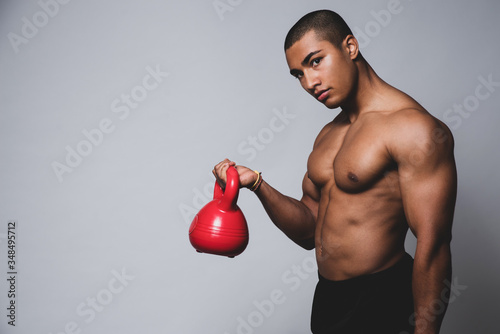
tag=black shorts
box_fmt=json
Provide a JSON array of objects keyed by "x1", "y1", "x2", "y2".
[{"x1": 311, "y1": 253, "x2": 415, "y2": 334}]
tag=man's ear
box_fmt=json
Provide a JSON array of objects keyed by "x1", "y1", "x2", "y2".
[{"x1": 344, "y1": 35, "x2": 360, "y2": 60}]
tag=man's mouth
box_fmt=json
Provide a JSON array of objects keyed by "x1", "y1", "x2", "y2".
[{"x1": 315, "y1": 89, "x2": 330, "y2": 102}]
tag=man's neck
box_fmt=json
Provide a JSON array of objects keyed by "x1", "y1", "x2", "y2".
[{"x1": 340, "y1": 58, "x2": 390, "y2": 123}]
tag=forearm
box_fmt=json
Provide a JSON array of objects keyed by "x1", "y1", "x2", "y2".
[
  {"x1": 412, "y1": 242, "x2": 452, "y2": 334},
  {"x1": 254, "y1": 180, "x2": 316, "y2": 249}
]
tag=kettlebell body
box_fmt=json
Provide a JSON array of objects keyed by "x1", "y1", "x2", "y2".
[{"x1": 188, "y1": 166, "x2": 249, "y2": 257}]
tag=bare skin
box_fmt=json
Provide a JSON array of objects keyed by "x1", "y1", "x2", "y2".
[{"x1": 213, "y1": 30, "x2": 456, "y2": 334}]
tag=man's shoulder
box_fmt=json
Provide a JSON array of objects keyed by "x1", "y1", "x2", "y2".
[
  {"x1": 386, "y1": 107, "x2": 435, "y2": 128},
  {"x1": 384, "y1": 107, "x2": 455, "y2": 160},
  {"x1": 386, "y1": 107, "x2": 452, "y2": 140}
]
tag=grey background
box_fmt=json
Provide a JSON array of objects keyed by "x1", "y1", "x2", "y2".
[{"x1": 1, "y1": 0, "x2": 499, "y2": 333}]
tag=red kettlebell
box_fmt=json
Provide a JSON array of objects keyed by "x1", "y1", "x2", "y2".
[{"x1": 189, "y1": 166, "x2": 249, "y2": 258}]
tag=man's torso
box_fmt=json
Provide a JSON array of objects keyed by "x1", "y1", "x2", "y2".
[{"x1": 308, "y1": 91, "x2": 424, "y2": 280}]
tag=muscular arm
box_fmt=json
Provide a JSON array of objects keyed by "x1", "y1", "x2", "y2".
[
  {"x1": 392, "y1": 111, "x2": 457, "y2": 334},
  {"x1": 254, "y1": 173, "x2": 319, "y2": 250},
  {"x1": 213, "y1": 160, "x2": 319, "y2": 250}
]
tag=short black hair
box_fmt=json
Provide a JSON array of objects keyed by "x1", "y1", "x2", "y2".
[{"x1": 284, "y1": 10, "x2": 353, "y2": 51}]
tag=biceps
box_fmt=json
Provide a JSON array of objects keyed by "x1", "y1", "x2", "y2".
[{"x1": 400, "y1": 162, "x2": 457, "y2": 242}]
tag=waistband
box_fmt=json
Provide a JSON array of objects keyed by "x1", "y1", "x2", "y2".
[{"x1": 318, "y1": 252, "x2": 413, "y2": 287}]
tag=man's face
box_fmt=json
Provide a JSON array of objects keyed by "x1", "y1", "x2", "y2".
[{"x1": 285, "y1": 30, "x2": 357, "y2": 109}]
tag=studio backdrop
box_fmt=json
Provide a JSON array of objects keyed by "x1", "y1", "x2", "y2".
[{"x1": 1, "y1": 0, "x2": 499, "y2": 333}]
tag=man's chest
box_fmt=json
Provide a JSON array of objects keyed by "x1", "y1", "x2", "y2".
[{"x1": 307, "y1": 121, "x2": 394, "y2": 193}]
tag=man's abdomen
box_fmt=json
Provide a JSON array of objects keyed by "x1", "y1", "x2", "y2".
[{"x1": 315, "y1": 180, "x2": 408, "y2": 281}]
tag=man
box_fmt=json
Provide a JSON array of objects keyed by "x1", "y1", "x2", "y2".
[{"x1": 213, "y1": 10, "x2": 456, "y2": 334}]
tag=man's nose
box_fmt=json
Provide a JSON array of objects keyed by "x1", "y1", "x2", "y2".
[{"x1": 303, "y1": 71, "x2": 320, "y2": 93}]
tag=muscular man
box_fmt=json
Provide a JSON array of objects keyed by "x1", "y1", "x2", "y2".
[{"x1": 213, "y1": 10, "x2": 456, "y2": 334}]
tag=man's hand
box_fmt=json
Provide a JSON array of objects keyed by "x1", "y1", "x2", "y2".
[{"x1": 212, "y1": 159, "x2": 259, "y2": 190}]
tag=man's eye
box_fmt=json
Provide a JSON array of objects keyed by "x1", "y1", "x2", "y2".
[
  {"x1": 311, "y1": 58, "x2": 322, "y2": 66},
  {"x1": 295, "y1": 73, "x2": 303, "y2": 79}
]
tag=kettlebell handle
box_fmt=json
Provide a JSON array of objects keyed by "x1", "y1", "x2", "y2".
[{"x1": 213, "y1": 166, "x2": 240, "y2": 211}]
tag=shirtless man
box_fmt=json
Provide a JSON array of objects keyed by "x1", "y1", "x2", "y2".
[{"x1": 213, "y1": 10, "x2": 456, "y2": 334}]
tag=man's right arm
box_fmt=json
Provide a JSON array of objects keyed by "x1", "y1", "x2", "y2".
[
  {"x1": 254, "y1": 173, "x2": 319, "y2": 250},
  {"x1": 213, "y1": 159, "x2": 319, "y2": 250}
]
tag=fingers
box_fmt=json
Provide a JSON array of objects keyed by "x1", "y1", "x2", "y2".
[
  {"x1": 212, "y1": 159, "x2": 258, "y2": 189},
  {"x1": 212, "y1": 159, "x2": 235, "y2": 188}
]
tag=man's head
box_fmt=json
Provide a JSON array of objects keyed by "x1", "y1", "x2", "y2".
[
  {"x1": 284, "y1": 10, "x2": 361, "y2": 109},
  {"x1": 284, "y1": 10, "x2": 353, "y2": 52}
]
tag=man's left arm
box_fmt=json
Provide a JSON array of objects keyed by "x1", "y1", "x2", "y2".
[{"x1": 393, "y1": 111, "x2": 457, "y2": 334}]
